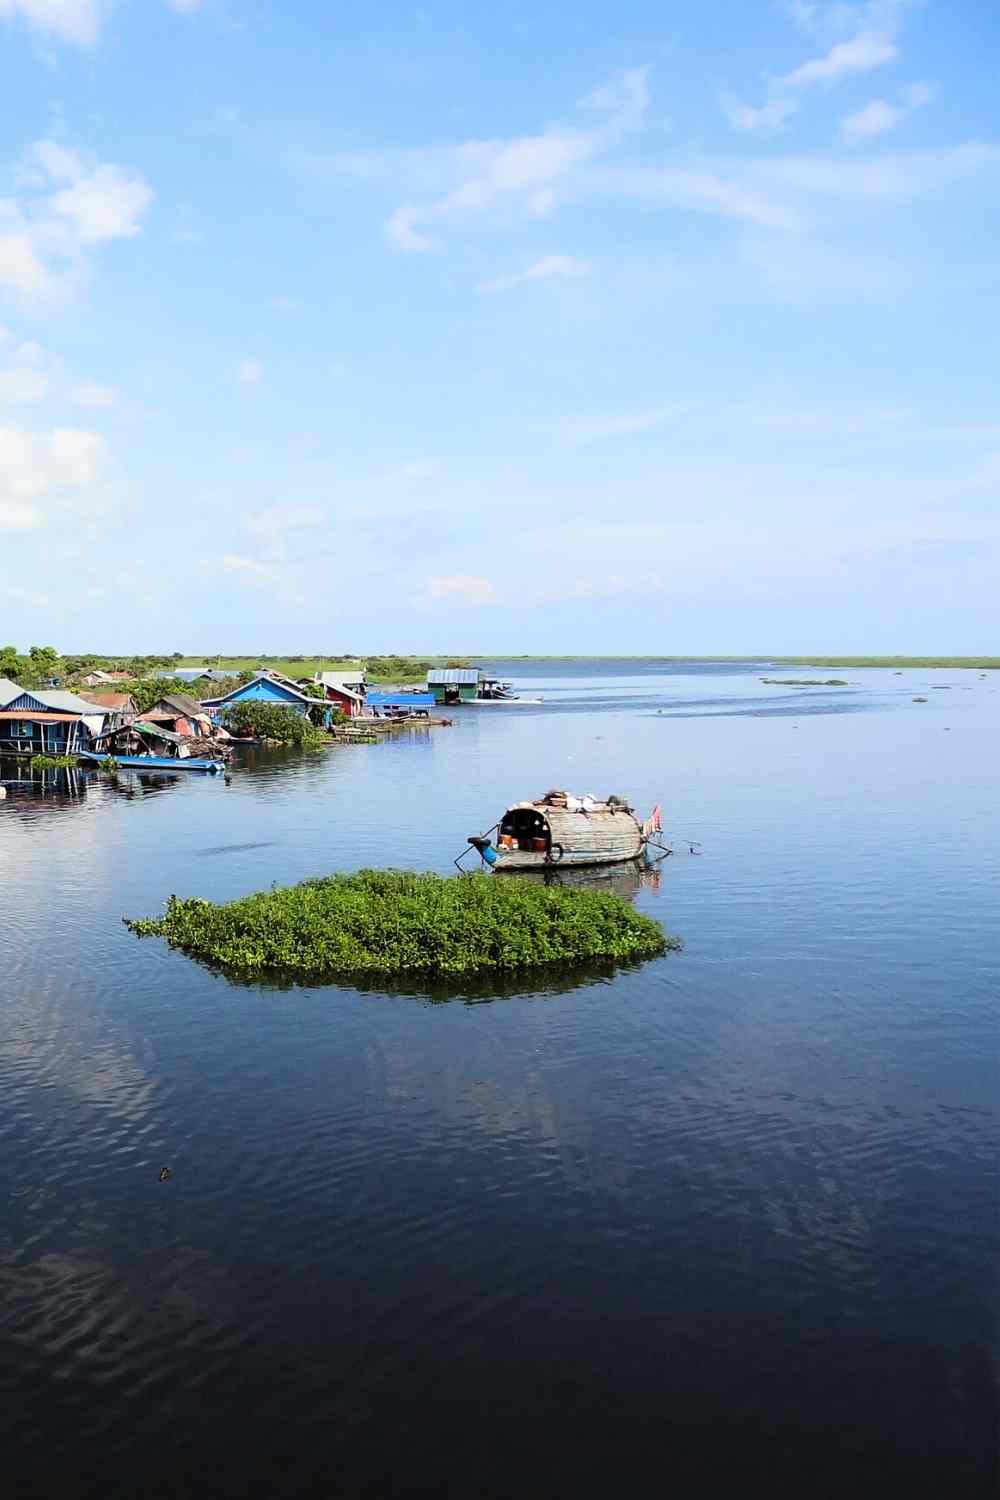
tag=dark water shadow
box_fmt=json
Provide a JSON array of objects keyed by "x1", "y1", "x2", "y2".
[
  {"x1": 130, "y1": 935, "x2": 673, "y2": 1004},
  {"x1": 241, "y1": 953, "x2": 666, "y2": 1004}
]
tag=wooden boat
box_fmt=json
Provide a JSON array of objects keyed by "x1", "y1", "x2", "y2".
[
  {"x1": 78, "y1": 750, "x2": 225, "y2": 774},
  {"x1": 466, "y1": 793, "x2": 660, "y2": 870}
]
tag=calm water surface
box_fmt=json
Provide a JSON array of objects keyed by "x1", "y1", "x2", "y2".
[{"x1": 1, "y1": 661, "x2": 997, "y2": 1498}]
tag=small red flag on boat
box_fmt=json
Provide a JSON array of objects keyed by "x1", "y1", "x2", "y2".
[{"x1": 642, "y1": 804, "x2": 662, "y2": 837}]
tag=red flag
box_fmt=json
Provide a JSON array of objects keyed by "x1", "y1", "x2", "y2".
[{"x1": 642, "y1": 805, "x2": 662, "y2": 838}]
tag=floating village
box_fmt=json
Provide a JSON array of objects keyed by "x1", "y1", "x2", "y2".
[
  {"x1": 0, "y1": 661, "x2": 673, "y2": 878},
  {"x1": 0, "y1": 663, "x2": 532, "y2": 767}
]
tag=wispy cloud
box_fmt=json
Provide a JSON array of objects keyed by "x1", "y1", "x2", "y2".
[
  {"x1": 237, "y1": 358, "x2": 263, "y2": 388},
  {"x1": 564, "y1": 407, "x2": 681, "y2": 445},
  {"x1": 588, "y1": 165, "x2": 801, "y2": 230},
  {"x1": 221, "y1": 553, "x2": 269, "y2": 576},
  {"x1": 724, "y1": 0, "x2": 908, "y2": 133},
  {"x1": 839, "y1": 81, "x2": 934, "y2": 142},
  {"x1": 749, "y1": 142, "x2": 1000, "y2": 199},
  {"x1": 477, "y1": 254, "x2": 590, "y2": 294},
  {"x1": 419, "y1": 574, "x2": 498, "y2": 606},
  {"x1": 0, "y1": 366, "x2": 49, "y2": 401},
  {"x1": 70, "y1": 380, "x2": 117, "y2": 408},
  {"x1": 0, "y1": 0, "x2": 205, "y2": 46},
  {"x1": 0, "y1": 0, "x2": 99, "y2": 46},
  {"x1": 320, "y1": 68, "x2": 649, "y2": 252}
]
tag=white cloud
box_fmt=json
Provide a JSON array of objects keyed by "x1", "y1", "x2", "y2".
[
  {"x1": 841, "y1": 98, "x2": 902, "y2": 140},
  {"x1": 0, "y1": 140, "x2": 152, "y2": 301},
  {"x1": 0, "y1": 0, "x2": 99, "y2": 46},
  {"x1": 0, "y1": 1, "x2": 203, "y2": 45},
  {"x1": 750, "y1": 142, "x2": 1000, "y2": 199},
  {"x1": 0, "y1": 231, "x2": 56, "y2": 296},
  {"x1": 424, "y1": 574, "x2": 498, "y2": 606},
  {"x1": 840, "y1": 81, "x2": 933, "y2": 142},
  {"x1": 589, "y1": 166, "x2": 800, "y2": 230},
  {"x1": 237, "y1": 359, "x2": 263, "y2": 387},
  {"x1": 31, "y1": 143, "x2": 153, "y2": 244},
  {"x1": 783, "y1": 29, "x2": 898, "y2": 88},
  {"x1": 222, "y1": 553, "x2": 268, "y2": 573},
  {"x1": 245, "y1": 504, "x2": 324, "y2": 542},
  {"x1": 477, "y1": 254, "x2": 590, "y2": 294},
  {"x1": 721, "y1": 93, "x2": 800, "y2": 132},
  {"x1": 725, "y1": 1, "x2": 907, "y2": 133},
  {"x1": 70, "y1": 380, "x2": 117, "y2": 408},
  {"x1": 564, "y1": 407, "x2": 679, "y2": 445},
  {"x1": 0, "y1": 367, "x2": 49, "y2": 401},
  {"x1": 0, "y1": 423, "x2": 108, "y2": 529},
  {"x1": 354, "y1": 67, "x2": 649, "y2": 250}
]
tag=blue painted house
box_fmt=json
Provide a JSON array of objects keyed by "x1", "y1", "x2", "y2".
[{"x1": 202, "y1": 670, "x2": 330, "y2": 725}]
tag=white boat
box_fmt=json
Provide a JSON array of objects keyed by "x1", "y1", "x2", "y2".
[{"x1": 466, "y1": 695, "x2": 544, "y2": 706}]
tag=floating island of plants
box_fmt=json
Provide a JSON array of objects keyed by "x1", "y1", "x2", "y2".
[
  {"x1": 759, "y1": 678, "x2": 848, "y2": 686},
  {"x1": 125, "y1": 868, "x2": 677, "y2": 980}
]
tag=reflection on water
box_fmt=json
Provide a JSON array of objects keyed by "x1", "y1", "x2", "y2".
[
  {"x1": 496, "y1": 855, "x2": 664, "y2": 900},
  {"x1": 1, "y1": 662, "x2": 998, "y2": 1498}
]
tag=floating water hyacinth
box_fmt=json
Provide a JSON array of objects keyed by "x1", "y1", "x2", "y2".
[{"x1": 125, "y1": 868, "x2": 678, "y2": 980}]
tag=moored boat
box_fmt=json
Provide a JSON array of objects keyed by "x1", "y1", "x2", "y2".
[
  {"x1": 78, "y1": 750, "x2": 225, "y2": 773},
  {"x1": 465, "y1": 695, "x2": 544, "y2": 706},
  {"x1": 463, "y1": 791, "x2": 662, "y2": 870}
]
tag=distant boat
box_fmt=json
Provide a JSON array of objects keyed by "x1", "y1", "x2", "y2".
[
  {"x1": 464, "y1": 793, "x2": 661, "y2": 870},
  {"x1": 473, "y1": 676, "x2": 543, "y2": 704},
  {"x1": 78, "y1": 750, "x2": 225, "y2": 774},
  {"x1": 465, "y1": 695, "x2": 544, "y2": 706}
]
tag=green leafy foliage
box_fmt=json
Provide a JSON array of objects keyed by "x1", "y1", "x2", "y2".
[
  {"x1": 30, "y1": 754, "x2": 79, "y2": 770},
  {"x1": 220, "y1": 701, "x2": 325, "y2": 745},
  {"x1": 125, "y1": 868, "x2": 677, "y2": 979}
]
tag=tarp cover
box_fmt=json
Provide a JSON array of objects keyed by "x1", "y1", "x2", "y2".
[{"x1": 367, "y1": 691, "x2": 435, "y2": 709}]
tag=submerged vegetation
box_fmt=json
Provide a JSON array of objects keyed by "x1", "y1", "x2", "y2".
[
  {"x1": 760, "y1": 677, "x2": 848, "y2": 686},
  {"x1": 125, "y1": 868, "x2": 676, "y2": 980}
]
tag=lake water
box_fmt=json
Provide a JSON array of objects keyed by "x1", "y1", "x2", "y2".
[{"x1": 1, "y1": 661, "x2": 997, "y2": 1498}]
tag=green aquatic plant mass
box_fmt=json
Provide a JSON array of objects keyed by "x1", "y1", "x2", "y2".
[{"x1": 125, "y1": 869, "x2": 677, "y2": 979}]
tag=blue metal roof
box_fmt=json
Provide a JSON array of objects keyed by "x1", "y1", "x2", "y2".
[{"x1": 367, "y1": 691, "x2": 435, "y2": 708}]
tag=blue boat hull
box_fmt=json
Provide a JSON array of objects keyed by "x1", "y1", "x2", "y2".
[{"x1": 78, "y1": 751, "x2": 225, "y2": 774}]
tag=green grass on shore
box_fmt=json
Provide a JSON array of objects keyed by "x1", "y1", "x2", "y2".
[
  {"x1": 168, "y1": 653, "x2": 999, "y2": 674},
  {"x1": 177, "y1": 656, "x2": 465, "y2": 683}
]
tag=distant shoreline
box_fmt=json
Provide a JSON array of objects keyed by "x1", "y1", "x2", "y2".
[{"x1": 166, "y1": 654, "x2": 998, "y2": 670}]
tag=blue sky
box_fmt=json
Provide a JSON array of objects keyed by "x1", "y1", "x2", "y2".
[{"x1": 0, "y1": 0, "x2": 996, "y2": 654}]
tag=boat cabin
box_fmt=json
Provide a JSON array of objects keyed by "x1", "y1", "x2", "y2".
[{"x1": 489, "y1": 794, "x2": 646, "y2": 870}]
